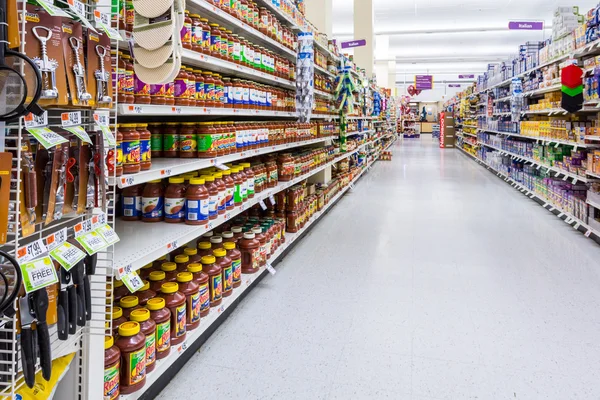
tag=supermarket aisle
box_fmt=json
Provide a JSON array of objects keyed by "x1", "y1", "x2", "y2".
[{"x1": 157, "y1": 137, "x2": 600, "y2": 400}]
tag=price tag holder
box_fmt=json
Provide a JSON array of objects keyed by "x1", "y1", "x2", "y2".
[
  {"x1": 215, "y1": 163, "x2": 229, "y2": 171},
  {"x1": 37, "y1": 0, "x2": 71, "y2": 16},
  {"x1": 19, "y1": 257, "x2": 59, "y2": 294},
  {"x1": 76, "y1": 231, "x2": 109, "y2": 255},
  {"x1": 61, "y1": 111, "x2": 82, "y2": 127},
  {"x1": 121, "y1": 272, "x2": 144, "y2": 293},
  {"x1": 93, "y1": 10, "x2": 123, "y2": 40},
  {"x1": 16, "y1": 239, "x2": 48, "y2": 264},
  {"x1": 66, "y1": 0, "x2": 98, "y2": 32},
  {"x1": 74, "y1": 218, "x2": 93, "y2": 237},
  {"x1": 24, "y1": 111, "x2": 48, "y2": 128},
  {"x1": 259, "y1": 200, "x2": 267, "y2": 210},
  {"x1": 585, "y1": 230, "x2": 593, "y2": 237},
  {"x1": 64, "y1": 126, "x2": 92, "y2": 144},
  {"x1": 91, "y1": 213, "x2": 107, "y2": 229},
  {"x1": 26, "y1": 127, "x2": 68, "y2": 149},
  {"x1": 269, "y1": 195, "x2": 276, "y2": 205},
  {"x1": 46, "y1": 228, "x2": 68, "y2": 251},
  {"x1": 95, "y1": 224, "x2": 120, "y2": 246},
  {"x1": 574, "y1": 223, "x2": 581, "y2": 230},
  {"x1": 99, "y1": 125, "x2": 116, "y2": 146},
  {"x1": 49, "y1": 242, "x2": 86, "y2": 271},
  {"x1": 117, "y1": 264, "x2": 134, "y2": 280},
  {"x1": 266, "y1": 263, "x2": 276, "y2": 275}
]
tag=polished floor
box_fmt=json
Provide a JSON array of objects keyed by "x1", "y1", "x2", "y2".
[{"x1": 157, "y1": 137, "x2": 600, "y2": 400}]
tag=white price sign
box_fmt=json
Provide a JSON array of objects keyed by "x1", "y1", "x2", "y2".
[
  {"x1": 91, "y1": 213, "x2": 107, "y2": 229},
  {"x1": 61, "y1": 111, "x2": 82, "y2": 127},
  {"x1": 215, "y1": 163, "x2": 229, "y2": 171},
  {"x1": 259, "y1": 200, "x2": 267, "y2": 210},
  {"x1": 24, "y1": 112, "x2": 48, "y2": 128},
  {"x1": 64, "y1": 126, "x2": 92, "y2": 144},
  {"x1": 17, "y1": 239, "x2": 48, "y2": 263},
  {"x1": 76, "y1": 231, "x2": 109, "y2": 255},
  {"x1": 19, "y1": 257, "x2": 59, "y2": 294},
  {"x1": 74, "y1": 218, "x2": 94, "y2": 237},
  {"x1": 269, "y1": 195, "x2": 276, "y2": 205},
  {"x1": 95, "y1": 224, "x2": 120, "y2": 246},
  {"x1": 26, "y1": 127, "x2": 68, "y2": 149},
  {"x1": 121, "y1": 272, "x2": 144, "y2": 293},
  {"x1": 266, "y1": 263, "x2": 276, "y2": 275},
  {"x1": 45, "y1": 228, "x2": 68, "y2": 251},
  {"x1": 117, "y1": 264, "x2": 134, "y2": 280},
  {"x1": 49, "y1": 242, "x2": 86, "y2": 271}
]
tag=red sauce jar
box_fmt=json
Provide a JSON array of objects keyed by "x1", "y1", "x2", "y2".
[
  {"x1": 213, "y1": 172, "x2": 227, "y2": 215},
  {"x1": 121, "y1": 124, "x2": 141, "y2": 174},
  {"x1": 252, "y1": 227, "x2": 267, "y2": 267},
  {"x1": 223, "y1": 242, "x2": 242, "y2": 288},
  {"x1": 119, "y1": 295, "x2": 141, "y2": 319},
  {"x1": 163, "y1": 122, "x2": 179, "y2": 158},
  {"x1": 142, "y1": 179, "x2": 164, "y2": 222},
  {"x1": 160, "y1": 262, "x2": 178, "y2": 282},
  {"x1": 159, "y1": 282, "x2": 187, "y2": 346},
  {"x1": 222, "y1": 170, "x2": 235, "y2": 210},
  {"x1": 146, "y1": 298, "x2": 171, "y2": 360},
  {"x1": 181, "y1": 10, "x2": 193, "y2": 50},
  {"x1": 137, "y1": 124, "x2": 151, "y2": 171},
  {"x1": 203, "y1": 72, "x2": 216, "y2": 108},
  {"x1": 148, "y1": 271, "x2": 166, "y2": 293},
  {"x1": 174, "y1": 68, "x2": 190, "y2": 106},
  {"x1": 201, "y1": 255, "x2": 222, "y2": 307},
  {"x1": 203, "y1": 175, "x2": 219, "y2": 220},
  {"x1": 113, "y1": 279, "x2": 130, "y2": 305},
  {"x1": 111, "y1": 307, "x2": 127, "y2": 337},
  {"x1": 116, "y1": 321, "x2": 146, "y2": 394},
  {"x1": 148, "y1": 123, "x2": 162, "y2": 159},
  {"x1": 176, "y1": 272, "x2": 201, "y2": 331},
  {"x1": 135, "y1": 281, "x2": 156, "y2": 306},
  {"x1": 187, "y1": 263, "x2": 210, "y2": 317},
  {"x1": 209, "y1": 24, "x2": 222, "y2": 58},
  {"x1": 184, "y1": 247, "x2": 202, "y2": 264},
  {"x1": 213, "y1": 248, "x2": 232, "y2": 297},
  {"x1": 239, "y1": 232, "x2": 260, "y2": 274},
  {"x1": 164, "y1": 177, "x2": 186, "y2": 223},
  {"x1": 104, "y1": 336, "x2": 120, "y2": 400},
  {"x1": 185, "y1": 177, "x2": 209, "y2": 225},
  {"x1": 129, "y1": 309, "x2": 157, "y2": 374}
]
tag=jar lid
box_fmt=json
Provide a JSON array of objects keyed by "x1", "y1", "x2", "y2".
[
  {"x1": 221, "y1": 231, "x2": 233, "y2": 239},
  {"x1": 223, "y1": 242, "x2": 236, "y2": 251},
  {"x1": 222, "y1": 169, "x2": 231, "y2": 176},
  {"x1": 202, "y1": 175, "x2": 215, "y2": 182},
  {"x1": 161, "y1": 282, "x2": 179, "y2": 294},
  {"x1": 210, "y1": 236, "x2": 222, "y2": 244},
  {"x1": 174, "y1": 255, "x2": 189, "y2": 263},
  {"x1": 198, "y1": 241, "x2": 211, "y2": 250},
  {"x1": 189, "y1": 177, "x2": 206, "y2": 185},
  {"x1": 161, "y1": 262, "x2": 177, "y2": 272},
  {"x1": 190, "y1": 13, "x2": 200, "y2": 18},
  {"x1": 240, "y1": 162, "x2": 251, "y2": 168},
  {"x1": 114, "y1": 279, "x2": 123, "y2": 288},
  {"x1": 213, "y1": 248, "x2": 226, "y2": 257},
  {"x1": 169, "y1": 177, "x2": 185, "y2": 184},
  {"x1": 203, "y1": 231, "x2": 214, "y2": 238},
  {"x1": 136, "y1": 123, "x2": 148, "y2": 128},
  {"x1": 184, "y1": 247, "x2": 198, "y2": 256},
  {"x1": 187, "y1": 263, "x2": 203, "y2": 273},
  {"x1": 141, "y1": 280, "x2": 150, "y2": 291},
  {"x1": 149, "y1": 179, "x2": 162, "y2": 183},
  {"x1": 105, "y1": 336, "x2": 114, "y2": 349},
  {"x1": 214, "y1": 172, "x2": 223, "y2": 179},
  {"x1": 252, "y1": 227, "x2": 262, "y2": 234},
  {"x1": 231, "y1": 226, "x2": 243, "y2": 233},
  {"x1": 146, "y1": 297, "x2": 166, "y2": 311},
  {"x1": 112, "y1": 306, "x2": 123, "y2": 319},
  {"x1": 176, "y1": 272, "x2": 193, "y2": 283},
  {"x1": 231, "y1": 167, "x2": 240, "y2": 173},
  {"x1": 201, "y1": 255, "x2": 216, "y2": 264},
  {"x1": 141, "y1": 262, "x2": 153, "y2": 270},
  {"x1": 149, "y1": 271, "x2": 166, "y2": 281},
  {"x1": 120, "y1": 296, "x2": 139, "y2": 309},
  {"x1": 243, "y1": 232, "x2": 255, "y2": 239},
  {"x1": 200, "y1": 18, "x2": 208, "y2": 22},
  {"x1": 118, "y1": 321, "x2": 140, "y2": 337},
  {"x1": 130, "y1": 308, "x2": 150, "y2": 323},
  {"x1": 158, "y1": 255, "x2": 167, "y2": 261},
  {"x1": 121, "y1": 123, "x2": 137, "y2": 128}
]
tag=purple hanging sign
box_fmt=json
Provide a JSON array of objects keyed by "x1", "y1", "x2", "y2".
[
  {"x1": 341, "y1": 39, "x2": 367, "y2": 49},
  {"x1": 458, "y1": 74, "x2": 474, "y2": 79},
  {"x1": 448, "y1": 84, "x2": 461, "y2": 87},
  {"x1": 508, "y1": 21, "x2": 544, "y2": 30},
  {"x1": 415, "y1": 75, "x2": 433, "y2": 90}
]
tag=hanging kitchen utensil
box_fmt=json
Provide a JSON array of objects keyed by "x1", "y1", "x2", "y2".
[
  {"x1": 0, "y1": 251, "x2": 22, "y2": 318},
  {"x1": 68, "y1": 37, "x2": 92, "y2": 104},
  {"x1": 94, "y1": 45, "x2": 112, "y2": 106},
  {"x1": 32, "y1": 26, "x2": 59, "y2": 100},
  {"x1": 19, "y1": 289, "x2": 52, "y2": 388}
]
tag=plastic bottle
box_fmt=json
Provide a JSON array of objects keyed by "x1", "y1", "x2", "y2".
[
  {"x1": 141, "y1": 180, "x2": 164, "y2": 222},
  {"x1": 115, "y1": 321, "x2": 146, "y2": 394},
  {"x1": 213, "y1": 248, "x2": 232, "y2": 298},
  {"x1": 119, "y1": 295, "x2": 141, "y2": 319},
  {"x1": 201, "y1": 255, "x2": 222, "y2": 307},
  {"x1": 160, "y1": 262, "x2": 178, "y2": 282},
  {"x1": 187, "y1": 263, "x2": 210, "y2": 317},
  {"x1": 148, "y1": 271, "x2": 166, "y2": 292},
  {"x1": 213, "y1": 172, "x2": 227, "y2": 215},
  {"x1": 135, "y1": 280, "x2": 156, "y2": 306},
  {"x1": 176, "y1": 272, "x2": 201, "y2": 331},
  {"x1": 223, "y1": 242, "x2": 242, "y2": 288},
  {"x1": 104, "y1": 336, "x2": 120, "y2": 400},
  {"x1": 203, "y1": 175, "x2": 219, "y2": 220},
  {"x1": 174, "y1": 254, "x2": 190, "y2": 272},
  {"x1": 146, "y1": 298, "x2": 171, "y2": 360},
  {"x1": 159, "y1": 282, "x2": 187, "y2": 345},
  {"x1": 185, "y1": 178, "x2": 209, "y2": 225},
  {"x1": 129, "y1": 309, "x2": 157, "y2": 373},
  {"x1": 239, "y1": 232, "x2": 260, "y2": 274}
]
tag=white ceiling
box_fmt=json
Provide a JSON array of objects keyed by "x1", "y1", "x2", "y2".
[{"x1": 332, "y1": 0, "x2": 600, "y2": 100}]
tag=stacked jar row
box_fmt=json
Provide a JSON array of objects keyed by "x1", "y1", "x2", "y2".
[{"x1": 315, "y1": 74, "x2": 333, "y2": 93}]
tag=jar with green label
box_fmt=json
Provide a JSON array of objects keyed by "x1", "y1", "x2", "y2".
[
  {"x1": 115, "y1": 321, "x2": 146, "y2": 394},
  {"x1": 179, "y1": 123, "x2": 197, "y2": 158},
  {"x1": 130, "y1": 309, "x2": 157, "y2": 374},
  {"x1": 104, "y1": 336, "x2": 120, "y2": 400},
  {"x1": 147, "y1": 298, "x2": 171, "y2": 359},
  {"x1": 149, "y1": 123, "x2": 162, "y2": 159},
  {"x1": 163, "y1": 122, "x2": 179, "y2": 158}
]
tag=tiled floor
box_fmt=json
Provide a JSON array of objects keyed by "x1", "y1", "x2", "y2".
[{"x1": 157, "y1": 137, "x2": 600, "y2": 399}]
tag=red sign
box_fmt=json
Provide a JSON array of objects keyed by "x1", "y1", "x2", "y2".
[{"x1": 440, "y1": 112, "x2": 445, "y2": 148}]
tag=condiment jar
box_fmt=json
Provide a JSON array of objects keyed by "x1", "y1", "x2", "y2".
[
  {"x1": 111, "y1": 307, "x2": 127, "y2": 337},
  {"x1": 104, "y1": 336, "x2": 120, "y2": 400},
  {"x1": 163, "y1": 122, "x2": 179, "y2": 157},
  {"x1": 176, "y1": 272, "x2": 201, "y2": 331},
  {"x1": 185, "y1": 177, "x2": 209, "y2": 225},
  {"x1": 116, "y1": 321, "x2": 147, "y2": 394},
  {"x1": 222, "y1": 170, "x2": 235, "y2": 210},
  {"x1": 213, "y1": 248, "x2": 233, "y2": 297},
  {"x1": 203, "y1": 175, "x2": 219, "y2": 220},
  {"x1": 239, "y1": 232, "x2": 260, "y2": 274},
  {"x1": 184, "y1": 247, "x2": 202, "y2": 264},
  {"x1": 203, "y1": 72, "x2": 216, "y2": 107},
  {"x1": 187, "y1": 263, "x2": 210, "y2": 317},
  {"x1": 148, "y1": 123, "x2": 162, "y2": 159},
  {"x1": 191, "y1": 13, "x2": 202, "y2": 52},
  {"x1": 138, "y1": 262, "x2": 155, "y2": 281},
  {"x1": 130, "y1": 309, "x2": 157, "y2": 373},
  {"x1": 213, "y1": 172, "x2": 227, "y2": 215},
  {"x1": 135, "y1": 281, "x2": 156, "y2": 306},
  {"x1": 115, "y1": 127, "x2": 123, "y2": 177},
  {"x1": 121, "y1": 124, "x2": 141, "y2": 174},
  {"x1": 174, "y1": 254, "x2": 190, "y2": 272},
  {"x1": 160, "y1": 262, "x2": 178, "y2": 282},
  {"x1": 164, "y1": 177, "x2": 187, "y2": 223},
  {"x1": 252, "y1": 227, "x2": 267, "y2": 266},
  {"x1": 148, "y1": 271, "x2": 166, "y2": 292},
  {"x1": 231, "y1": 226, "x2": 244, "y2": 242},
  {"x1": 240, "y1": 163, "x2": 255, "y2": 198},
  {"x1": 209, "y1": 235, "x2": 223, "y2": 247},
  {"x1": 159, "y1": 282, "x2": 187, "y2": 345},
  {"x1": 201, "y1": 255, "x2": 222, "y2": 307},
  {"x1": 136, "y1": 124, "x2": 151, "y2": 172},
  {"x1": 197, "y1": 241, "x2": 213, "y2": 258},
  {"x1": 223, "y1": 242, "x2": 242, "y2": 288},
  {"x1": 120, "y1": 295, "x2": 141, "y2": 319},
  {"x1": 121, "y1": 54, "x2": 135, "y2": 103},
  {"x1": 174, "y1": 67, "x2": 190, "y2": 106},
  {"x1": 147, "y1": 298, "x2": 171, "y2": 360},
  {"x1": 142, "y1": 179, "x2": 164, "y2": 222},
  {"x1": 114, "y1": 279, "x2": 130, "y2": 305},
  {"x1": 180, "y1": 122, "x2": 198, "y2": 158},
  {"x1": 181, "y1": 10, "x2": 193, "y2": 50},
  {"x1": 194, "y1": 69, "x2": 205, "y2": 106}
]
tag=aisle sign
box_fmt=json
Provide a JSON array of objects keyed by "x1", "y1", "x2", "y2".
[
  {"x1": 415, "y1": 75, "x2": 433, "y2": 90},
  {"x1": 341, "y1": 39, "x2": 367, "y2": 49},
  {"x1": 458, "y1": 75, "x2": 475, "y2": 79},
  {"x1": 509, "y1": 21, "x2": 544, "y2": 30}
]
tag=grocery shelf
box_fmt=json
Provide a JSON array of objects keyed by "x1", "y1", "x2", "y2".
[
  {"x1": 523, "y1": 84, "x2": 562, "y2": 97},
  {"x1": 481, "y1": 128, "x2": 599, "y2": 148},
  {"x1": 117, "y1": 104, "x2": 297, "y2": 118},
  {"x1": 461, "y1": 131, "x2": 477, "y2": 138},
  {"x1": 345, "y1": 129, "x2": 374, "y2": 138},
  {"x1": 494, "y1": 96, "x2": 511, "y2": 103},
  {"x1": 587, "y1": 197, "x2": 600, "y2": 210},
  {"x1": 478, "y1": 141, "x2": 591, "y2": 183},
  {"x1": 314, "y1": 40, "x2": 340, "y2": 62},
  {"x1": 587, "y1": 171, "x2": 600, "y2": 179},
  {"x1": 188, "y1": 0, "x2": 297, "y2": 61},
  {"x1": 118, "y1": 148, "x2": 382, "y2": 400},
  {"x1": 314, "y1": 89, "x2": 334, "y2": 99},
  {"x1": 462, "y1": 124, "x2": 478, "y2": 129},
  {"x1": 113, "y1": 136, "x2": 333, "y2": 189},
  {"x1": 522, "y1": 108, "x2": 568, "y2": 116},
  {"x1": 457, "y1": 145, "x2": 479, "y2": 160},
  {"x1": 347, "y1": 116, "x2": 376, "y2": 120},
  {"x1": 315, "y1": 64, "x2": 335, "y2": 78},
  {"x1": 492, "y1": 112, "x2": 511, "y2": 116},
  {"x1": 253, "y1": 0, "x2": 300, "y2": 30},
  {"x1": 113, "y1": 137, "x2": 385, "y2": 275}
]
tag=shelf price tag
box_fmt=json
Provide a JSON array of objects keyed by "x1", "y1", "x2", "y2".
[
  {"x1": 19, "y1": 256, "x2": 59, "y2": 294},
  {"x1": 91, "y1": 213, "x2": 107, "y2": 229},
  {"x1": 76, "y1": 231, "x2": 109, "y2": 255},
  {"x1": 215, "y1": 163, "x2": 229, "y2": 171},
  {"x1": 93, "y1": 10, "x2": 123, "y2": 40},
  {"x1": 74, "y1": 218, "x2": 93, "y2": 237},
  {"x1": 121, "y1": 272, "x2": 144, "y2": 293},
  {"x1": 585, "y1": 230, "x2": 593, "y2": 237},
  {"x1": 37, "y1": 0, "x2": 71, "y2": 16},
  {"x1": 563, "y1": 175, "x2": 569, "y2": 181},
  {"x1": 66, "y1": 0, "x2": 97, "y2": 32},
  {"x1": 16, "y1": 239, "x2": 48, "y2": 263},
  {"x1": 24, "y1": 111, "x2": 48, "y2": 128},
  {"x1": 266, "y1": 263, "x2": 276, "y2": 275},
  {"x1": 95, "y1": 224, "x2": 120, "y2": 246},
  {"x1": 269, "y1": 195, "x2": 276, "y2": 205},
  {"x1": 49, "y1": 242, "x2": 86, "y2": 271},
  {"x1": 549, "y1": 207, "x2": 555, "y2": 212},
  {"x1": 574, "y1": 223, "x2": 581, "y2": 230},
  {"x1": 259, "y1": 200, "x2": 267, "y2": 210},
  {"x1": 63, "y1": 126, "x2": 92, "y2": 144},
  {"x1": 61, "y1": 111, "x2": 82, "y2": 127},
  {"x1": 26, "y1": 127, "x2": 68, "y2": 149},
  {"x1": 46, "y1": 228, "x2": 68, "y2": 251}
]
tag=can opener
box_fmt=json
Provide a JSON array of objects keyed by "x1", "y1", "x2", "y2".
[
  {"x1": 32, "y1": 26, "x2": 59, "y2": 100},
  {"x1": 69, "y1": 37, "x2": 92, "y2": 104},
  {"x1": 94, "y1": 46, "x2": 112, "y2": 105}
]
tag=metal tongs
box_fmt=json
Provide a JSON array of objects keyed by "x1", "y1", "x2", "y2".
[
  {"x1": 32, "y1": 26, "x2": 58, "y2": 99},
  {"x1": 94, "y1": 46, "x2": 112, "y2": 105},
  {"x1": 68, "y1": 37, "x2": 92, "y2": 104},
  {"x1": 19, "y1": 290, "x2": 51, "y2": 388}
]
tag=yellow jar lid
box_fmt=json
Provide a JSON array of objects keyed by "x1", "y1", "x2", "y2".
[
  {"x1": 118, "y1": 321, "x2": 140, "y2": 337},
  {"x1": 136, "y1": 124, "x2": 148, "y2": 128},
  {"x1": 169, "y1": 177, "x2": 185, "y2": 184},
  {"x1": 213, "y1": 248, "x2": 226, "y2": 257},
  {"x1": 149, "y1": 179, "x2": 162, "y2": 183},
  {"x1": 130, "y1": 308, "x2": 150, "y2": 323},
  {"x1": 141, "y1": 263, "x2": 153, "y2": 270},
  {"x1": 120, "y1": 296, "x2": 139, "y2": 309},
  {"x1": 214, "y1": 172, "x2": 223, "y2": 179},
  {"x1": 149, "y1": 271, "x2": 166, "y2": 281},
  {"x1": 190, "y1": 178, "x2": 206, "y2": 185},
  {"x1": 161, "y1": 282, "x2": 179, "y2": 294},
  {"x1": 231, "y1": 167, "x2": 240, "y2": 173},
  {"x1": 114, "y1": 279, "x2": 123, "y2": 288},
  {"x1": 121, "y1": 123, "x2": 137, "y2": 128},
  {"x1": 177, "y1": 272, "x2": 193, "y2": 283},
  {"x1": 187, "y1": 263, "x2": 203, "y2": 273},
  {"x1": 201, "y1": 255, "x2": 216, "y2": 264},
  {"x1": 161, "y1": 262, "x2": 177, "y2": 272},
  {"x1": 146, "y1": 297, "x2": 165, "y2": 311},
  {"x1": 240, "y1": 162, "x2": 251, "y2": 168},
  {"x1": 184, "y1": 247, "x2": 198, "y2": 256},
  {"x1": 158, "y1": 255, "x2": 167, "y2": 261},
  {"x1": 175, "y1": 255, "x2": 189, "y2": 264},
  {"x1": 112, "y1": 306, "x2": 123, "y2": 319},
  {"x1": 197, "y1": 241, "x2": 211, "y2": 250},
  {"x1": 202, "y1": 175, "x2": 215, "y2": 182},
  {"x1": 222, "y1": 169, "x2": 231, "y2": 176},
  {"x1": 105, "y1": 336, "x2": 114, "y2": 349},
  {"x1": 223, "y1": 242, "x2": 236, "y2": 250},
  {"x1": 141, "y1": 280, "x2": 150, "y2": 291}
]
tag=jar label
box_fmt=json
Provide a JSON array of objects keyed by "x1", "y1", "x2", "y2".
[
  {"x1": 225, "y1": 187, "x2": 234, "y2": 208},
  {"x1": 223, "y1": 265, "x2": 233, "y2": 292},
  {"x1": 175, "y1": 304, "x2": 186, "y2": 337},
  {"x1": 156, "y1": 320, "x2": 171, "y2": 352},
  {"x1": 199, "y1": 283, "x2": 210, "y2": 311},
  {"x1": 185, "y1": 199, "x2": 209, "y2": 221},
  {"x1": 201, "y1": 30, "x2": 210, "y2": 50},
  {"x1": 232, "y1": 258, "x2": 241, "y2": 283},
  {"x1": 248, "y1": 179, "x2": 255, "y2": 195},
  {"x1": 216, "y1": 84, "x2": 224, "y2": 104},
  {"x1": 234, "y1": 184, "x2": 242, "y2": 203},
  {"x1": 220, "y1": 37, "x2": 228, "y2": 57},
  {"x1": 187, "y1": 79, "x2": 196, "y2": 100},
  {"x1": 149, "y1": 84, "x2": 165, "y2": 97},
  {"x1": 165, "y1": 197, "x2": 185, "y2": 220},
  {"x1": 163, "y1": 133, "x2": 179, "y2": 152},
  {"x1": 208, "y1": 194, "x2": 218, "y2": 217},
  {"x1": 210, "y1": 34, "x2": 220, "y2": 53},
  {"x1": 151, "y1": 133, "x2": 162, "y2": 152},
  {"x1": 117, "y1": 67, "x2": 126, "y2": 95},
  {"x1": 196, "y1": 80, "x2": 205, "y2": 101},
  {"x1": 242, "y1": 87, "x2": 250, "y2": 104},
  {"x1": 251, "y1": 248, "x2": 261, "y2": 270},
  {"x1": 174, "y1": 79, "x2": 188, "y2": 99},
  {"x1": 211, "y1": 274, "x2": 222, "y2": 301},
  {"x1": 281, "y1": 161, "x2": 295, "y2": 176},
  {"x1": 198, "y1": 134, "x2": 218, "y2": 152},
  {"x1": 233, "y1": 87, "x2": 243, "y2": 103},
  {"x1": 205, "y1": 82, "x2": 215, "y2": 102},
  {"x1": 125, "y1": 70, "x2": 134, "y2": 93},
  {"x1": 260, "y1": 244, "x2": 266, "y2": 264},
  {"x1": 142, "y1": 197, "x2": 163, "y2": 219},
  {"x1": 218, "y1": 191, "x2": 226, "y2": 212},
  {"x1": 180, "y1": 134, "x2": 197, "y2": 153},
  {"x1": 164, "y1": 81, "x2": 174, "y2": 98},
  {"x1": 129, "y1": 347, "x2": 146, "y2": 386},
  {"x1": 134, "y1": 75, "x2": 150, "y2": 96},
  {"x1": 122, "y1": 195, "x2": 141, "y2": 218},
  {"x1": 192, "y1": 25, "x2": 203, "y2": 45},
  {"x1": 223, "y1": 86, "x2": 229, "y2": 105},
  {"x1": 116, "y1": 143, "x2": 123, "y2": 167},
  {"x1": 140, "y1": 139, "x2": 151, "y2": 163},
  {"x1": 181, "y1": 22, "x2": 192, "y2": 44},
  {"x1": 122, "y1": 140, "x2": 140, "y2": 165},
  {"x1": 104, "y1": 361, "x2": 120, "y2": 400},
  {"x1": 145, "y1": 333, "x2": 156, "y2": 366},
  {"x1": 191, "y1": 292, "x2": 201, "y2": 323},
  {"x1": 240, "y1": 181, "x2": 247, "y2": 200}
]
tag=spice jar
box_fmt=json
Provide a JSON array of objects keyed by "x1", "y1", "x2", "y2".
[
  {"x1": 141, "y1": 179, "x2": 164, "y2": 222},
  {"x1": 176, "y1": 272, "x2": 201, "y2": 331},
  {"x1": 148, "y1": 271, "x2": 166, "y2": 292},
  {"x1": 135, "y1": 281, "x2": 156, "y2": 306},
  {"x1": 201, "y1": 255, "x2": 222, "y2": 307},
  {"x1": 159, "y1": 282, "x2": 187, "y2": 345},
  {"x1": 163, "y1": 122, "x2": 179, "y2": 158},
  {"x1": 185, "y1": 177, "x2": 209, "y2": 225},
  {"x1": 104, "y1": 336, "x2": 120, "y2": 400},
  {"x1": 187, "y1": 263, "x2": 210, "y2": 317},
  {"x1": 147, "y1": 298, "x2": 171, "y2": 360},
  {"x1": 129, "y1": 309, "x2": 157, "y2": 374},
  {"x1": 116, "y1": 321, "x2": 146, "y2": 394}
]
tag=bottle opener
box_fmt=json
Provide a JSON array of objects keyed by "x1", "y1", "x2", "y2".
[
  {"x1": 32, "y1": 26, "x2": 59, "y2": 100},
  {"x1": 94, "y1": 46, "x2": 112, "y2": 105},
  {"x1": 69, "y1": 37, "x2": 92, "y2": 104}
]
